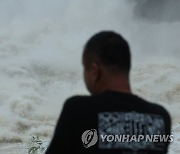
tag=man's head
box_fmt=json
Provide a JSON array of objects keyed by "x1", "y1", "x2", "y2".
[{"x1": 82, "y1": 31, "x2": 131, "y2": 95}]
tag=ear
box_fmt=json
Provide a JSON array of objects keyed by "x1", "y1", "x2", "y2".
[{"x1": 91, "y1": 62, "x2": 101, "y2": 83}]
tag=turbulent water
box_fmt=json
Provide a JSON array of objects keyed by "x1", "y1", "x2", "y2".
[{"x1": 0, "y1": 0, "x2": 180, "y2": 153}]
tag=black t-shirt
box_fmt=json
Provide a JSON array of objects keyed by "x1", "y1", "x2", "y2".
[{"x1": 46, "y1": 91, "x2": 171, "y2": 154}]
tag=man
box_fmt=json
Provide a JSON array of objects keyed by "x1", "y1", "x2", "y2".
[{"x1": 46, "y1": 31, "x2": 171, "y2": 154}]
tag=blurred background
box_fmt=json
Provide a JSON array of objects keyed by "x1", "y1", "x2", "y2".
[{"x1": 0, "y1": 0, "x2": 179, "y2": 153}]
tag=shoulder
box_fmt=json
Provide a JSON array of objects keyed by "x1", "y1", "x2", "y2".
[
  {"x1": 149, "y1": 101, "x2": 170, "y2": 117},
  {"x1": 139, "y1": 96, "x2": 171, "y2": 120},
  {"x1": 65, "y1": 95, "x2": 91, "y2": 103},
  {"x1": 63, "y1": 95, "x2": 92, "y2": 109}
]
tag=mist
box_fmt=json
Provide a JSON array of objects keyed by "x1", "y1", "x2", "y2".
[{"x1": 0, "y1": 0, "x2": 179, "y2": 153}]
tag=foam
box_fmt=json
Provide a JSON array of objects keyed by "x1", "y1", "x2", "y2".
[{"x1": 0, "y1": 0, "x2": 179, "y2": 153}]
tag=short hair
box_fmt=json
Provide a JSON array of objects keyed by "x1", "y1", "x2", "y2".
[{"x1": 83, "y1": 31, "x2": 131, "y2": 73}]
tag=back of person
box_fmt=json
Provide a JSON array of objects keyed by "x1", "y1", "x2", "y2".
[
  {"x1": 46, "y1": 91, "x2": 171, "y2": 154},
  {"x1": 46, "y1": 31, "x2": 171, "y2": 154}
]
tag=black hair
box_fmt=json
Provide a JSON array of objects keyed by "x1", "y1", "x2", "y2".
[{"x1": 83, "y1": 31, "x2": 131, "y2": 73}]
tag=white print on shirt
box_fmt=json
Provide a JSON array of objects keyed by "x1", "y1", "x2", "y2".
[{"x1": 98, "y1": 111, "x2": 166, "y2": 151}]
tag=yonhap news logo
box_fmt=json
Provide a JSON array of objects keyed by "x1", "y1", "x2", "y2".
[
  {"x1": 81, "y1": 129, "x2": 98, "y2": 148},
  {"x1": 81, "y1": 129, "x2": 173, "y2": 149}
]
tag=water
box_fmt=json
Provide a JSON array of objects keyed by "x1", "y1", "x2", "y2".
[{"x1": 0, "y1": 0, "x2": 179, "y2": 153}]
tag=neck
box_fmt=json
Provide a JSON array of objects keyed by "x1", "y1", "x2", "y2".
[{"x1": 93, "y1": 74, "x2": 131, "y2": 95}]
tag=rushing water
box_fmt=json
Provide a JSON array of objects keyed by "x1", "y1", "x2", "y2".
[{"x1": 0, "y1": 0, "x2": 180, "y2": 153}]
